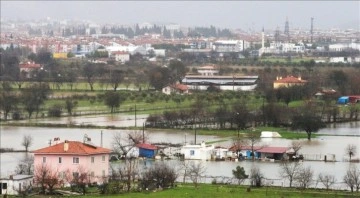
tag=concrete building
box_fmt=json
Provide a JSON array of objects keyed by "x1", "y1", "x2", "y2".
[
  {"x1": 181, "y1": 141, "x2": 214, "y2": 160},
  {"x1": 181, "y1": 75, "x2": 258, "y2": 91},
  {"x1": 212, "y1": 40, "x2": 249, "y2": 52},
  {"x1": 0, "y1": 175, "x2": 33, "y2": 195},
  {"x1": 32, "y1": 139, "x2": 111, "y2": 185}
]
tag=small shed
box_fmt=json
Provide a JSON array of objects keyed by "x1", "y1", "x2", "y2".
[
  {"x1": 260, "y1": 131, "x2": 282, "y2": 138},
  {"x1": 136, "y1": 143, "x2": 158, "y2": 158},
  {"x1": 0, "y1": 175, "x2": 33, "y2": 195},
  {"x1": 181, "y1": 141, "x2": 214, "y2": 160},
  {"x1": 257, "y1": 147, "x2": 291, "y2": 160},
  {"x1": 337, "y1": 96, "x2": 349, "y2": 104}
]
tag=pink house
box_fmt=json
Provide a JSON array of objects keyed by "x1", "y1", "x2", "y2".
[{"x1": 32, "y1": 140, "x2": 111, "y2": 185}]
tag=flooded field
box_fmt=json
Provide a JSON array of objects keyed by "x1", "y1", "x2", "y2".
[{"x1": 1, "y1": 121, "x2": 359, "y2": 189}]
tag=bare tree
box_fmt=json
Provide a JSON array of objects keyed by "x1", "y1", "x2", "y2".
[
  {"x1": 278, "y1": 161, "x2": 302, "y2": 187},
  {"x1": 250, "y1": 166, "x2": 264, "y2": 187},
  {"x1": 140, "y1": 162, "x2": 178, "y2": 190},
  {"x1": 231, "y1": 136, "x2": 247, "y2": 159},
  {"x1": 34, "y1": 164, "x2": 59, "y2": 194},
  {"x1": 343, "y1": 166, "x2": 360, "y2": 192},
  {"x1": 290, "y1": 140, "x2": 303, "y2": 155},
  {"x1": 318, "y1": 173, "x2": 336, "y2": 190},
  {"x1": 245, "y1": 132, "x2": 262, "y2": 161},
  {"x1": 116, "y1": 158, "x2": 139, "y2": 192},
  {"x1": 187, "y1": 161, "x2": 206, "y2": 188},
  {"x1": 22, "y1": 135, "x2": 33, "y2": 152},
  {"x1": 70, "y1": 166, "x2": 90, "y2": 195},
  {"x1": 345, "y1": 144, "x2": 357, "y2": 162},
  {"x1": 295, "y1": 166, "x2": 313, "y2": 189},
  {"x1": 178, "y1": 160, "x2": 192, "y2": 183},
  {"x1": 15, "y1": 155, "x2": 34, "y2": 175},
  {"x1": 112, "y1": 131, "x2": 148, "y2": 159}
]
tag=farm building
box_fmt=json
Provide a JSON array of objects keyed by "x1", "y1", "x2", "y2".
[
  {"x1": 337, "y1": 96, "x2": 360, "y2": 104},
  {"x1": 136, "y1": 143, "x2": 158, "y2": 158},
  {"x1": 181, "y1": 141, "x2": 214, "y2": 160},
  {"x1": 229, "y1": 146, "x2": 292, "y2": 160},
  {"x1": 0, "y1": 175, "x2": 33, "y2": 195}
]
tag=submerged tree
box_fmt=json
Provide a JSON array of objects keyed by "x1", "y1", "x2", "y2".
[
  {"x1": 345, "y1": 144, "x2": 357, "y2": 162},
  {"x1": 22, "y1": 135, "x2": 33, "y2": 152},
  {"x1": 291, "y1": 105, "x2": 325, "y2": 140}
]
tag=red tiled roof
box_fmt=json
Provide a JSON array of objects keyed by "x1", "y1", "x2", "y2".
[
  {"x1": 32, "y1": 141, "x2": 111, "y2": 155},
  {"x1": 113, "y1": 51, "x2": 129, "y2": 55},
  {"x1": 173, "y1": 84, "x2": 188, "y2": 91},
  {"x1": 19, "y1": 62, "x2": 41, "y2": 69},
  {"x1": 229, "y1": 146, "x2": 289, "y2": 154},
  {"x1": 274, "y1": 76, "x2": 307, "y2": 84},
  {"x1": 136, "y1": 143, "x2": 157, "y2": 150},
  {"x1": 257, "y1": 147, "x2": 289, "y2": 154}
]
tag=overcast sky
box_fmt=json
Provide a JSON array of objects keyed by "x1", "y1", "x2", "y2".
[{"x1": 1, "y1": 1, "x2": 359, "y2": 30}]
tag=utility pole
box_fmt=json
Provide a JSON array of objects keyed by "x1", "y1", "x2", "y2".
[
  {"x1": 194, "y1": 126, "x2": 197, "y2": 145},
  {"x1": 100, "y1": 130, "x2": 103, "y2": 147},
  {"x1": 142, "y1": 123, "x2": 145, "y2": 143},
  {"x1": 134, "y1": 104, "x2": 137, "y2": 127}
]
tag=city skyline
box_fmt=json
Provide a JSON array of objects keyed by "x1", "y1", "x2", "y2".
[{"x1": 1, "y1": 1, "x2": 359, "y2": 31}]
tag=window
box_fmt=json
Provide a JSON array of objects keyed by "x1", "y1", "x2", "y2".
[
  {"x1": 73, "y1": 157, "x2": 79, "y2": 164},
  {"x1": 58, "y1": 157, "x2": 62, "y2": 164},
  {"x1": 102, "y1": 170, "x2": 105, "y2": 177},
  {"x1": 91, "y1": 157, "x2": 95, "y2": 163},
  {"x1": 91, "y1": 172, "x2": 94, "y2": 177},
  {"x1": 42, "y1": 157, "x2": 46, "y2": 163},
  {"x1": 102, "y1": 155, "x2": 105, "y2": 162},
  {"x1": 1, "y1": 183, "x2": 7, "y2": 189},
  {"x1": 190, "y1": 150, "x2": 195, "y2": 156}
]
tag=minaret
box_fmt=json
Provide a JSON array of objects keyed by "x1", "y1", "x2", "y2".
[
  {"x1": 310, "y1": 17, "x2": 314, "y2": 43},
  {"x1": 259, "y1": 27, "x2": 265, "y2": 57},
  {"x1": 262, "y1": 27, "x2": 265, "y2": 49}
]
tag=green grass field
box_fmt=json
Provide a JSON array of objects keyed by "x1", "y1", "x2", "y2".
[{"x1": 47, "y1": 184, "x2": 358, "y2": 198}]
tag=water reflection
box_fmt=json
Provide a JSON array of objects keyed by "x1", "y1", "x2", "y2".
[{"x1": 1, "y1": 121, "x2": 360, "y2": 188}]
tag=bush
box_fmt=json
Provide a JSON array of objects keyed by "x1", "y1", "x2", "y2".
[
  {"x1": 140, "y1": 162, "x2": 177, "y2": 190},
  {"x1": 48, "y1": 104, "x2": 63, "y2": 117},
  {"x1": 12, "y1": 111, "x2": 23, "y2": 120}
]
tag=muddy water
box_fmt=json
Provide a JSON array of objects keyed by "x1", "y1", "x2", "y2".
[{"x1": 1, "y1": 122, "x2": 359, "y2": 189}]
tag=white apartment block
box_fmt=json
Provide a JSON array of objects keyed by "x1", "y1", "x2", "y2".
[{"x1": 212, "y1": 40, "x2": 250, "y2": 52}]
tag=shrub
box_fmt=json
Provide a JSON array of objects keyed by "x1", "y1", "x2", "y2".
[{"x1": 48, "y1": 104, "x2": 63, "y2": 117}]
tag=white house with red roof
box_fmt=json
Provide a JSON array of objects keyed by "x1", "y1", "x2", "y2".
[
  {"x1": 19, "y1": 62, "x2": 41, "y2": 78},
  {"x1": 31, "y1": 140, "x2": 111, "y2": 185},
  {"x1": 162, "y1": 83, "x2": 189, "y2": 95}
]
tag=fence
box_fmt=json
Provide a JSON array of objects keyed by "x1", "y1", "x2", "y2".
[{"x1": 302, "y1": 154, "x2": 336, "y2": 162}]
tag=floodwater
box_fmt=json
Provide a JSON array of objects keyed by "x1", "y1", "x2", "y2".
[
  {"x1": 9, "y1": 113, "x2": 148, "y2": 128},
  {"x1": 1, "y1": 121, "x2": 359, "y2": 189}
]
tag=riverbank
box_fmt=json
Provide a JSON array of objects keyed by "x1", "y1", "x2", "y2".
[
  {"x1": 0, "y1": 121, "x2": 319, "y2": 140},
  {"x1": 30, "y1": 183, "x2": 360, "y2": 198}
]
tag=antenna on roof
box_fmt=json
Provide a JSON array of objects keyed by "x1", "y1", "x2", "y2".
[{"x1": 83, "y1": 134, "x2": 91, "y2": 143}]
